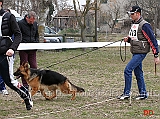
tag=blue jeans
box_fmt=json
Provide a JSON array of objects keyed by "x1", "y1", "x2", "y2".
[
  {"x1": 0, "y1": 75, "x2": 6, "y2": 90},
  {"x1": 123, "y1": 53, "x2": 148, "y2": 96}
]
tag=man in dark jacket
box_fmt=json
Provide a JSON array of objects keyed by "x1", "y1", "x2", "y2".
[
  {"x1": 0, "y1": 0, "x2": 33, "y2": 110},
  {"x1": 18, "y1": 11, "x2": 39, "y2": 89},
  {"x1": 118, "y1": 6, "x2": 160, "y2": 100}
]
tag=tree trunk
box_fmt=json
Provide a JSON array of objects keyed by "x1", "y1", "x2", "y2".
[
  {"x1": 81, "y1": 27, "x2": 86, "y2": 42},
  {"x1": 38, "y1": 0, "x2": 50, "y2": 43}
]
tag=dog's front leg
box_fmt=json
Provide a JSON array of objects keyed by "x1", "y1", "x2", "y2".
[
  {"x1": 40, "y1": 88, "x2": 50, "y2": 100},
  {"x1": 31, "y1": 87, "x2": 39, "y2": 96},
  {"x1": 45, "y1": 90, "x2": 57, "y2": 100}
]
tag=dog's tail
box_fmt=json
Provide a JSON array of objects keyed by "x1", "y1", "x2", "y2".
[{"x1": 67, "y1": 79, "x2": 85, "y2": 92}]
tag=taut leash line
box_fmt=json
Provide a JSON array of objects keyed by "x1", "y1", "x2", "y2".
[{"x1": 46, "y1": 40, "x2": 122, "y2": 68}]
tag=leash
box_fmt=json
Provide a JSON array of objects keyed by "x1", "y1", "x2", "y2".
[
  {"x1": 120, "y1": 39, "x2": 127, "y2": 62},
  {"x1": 46, "y1": 39, "x2": 123, "y2": 68}
]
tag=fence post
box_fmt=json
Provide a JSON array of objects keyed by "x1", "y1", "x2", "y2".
[{"x1": 63, "y1": 34, "x2": 66, "y2": 42}]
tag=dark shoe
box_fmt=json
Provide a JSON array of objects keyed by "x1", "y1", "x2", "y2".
[
  {"x1": 24, "y1": 92, "x2": 33, "y2": 110},
  {"x1": 117, "y1": 94, "x2": 130, "y2": 100},
  {"x1": 18, "y1": 86, "x2": 33, "y2": 110},
  {"x1": 24, "y1": 98, "x2": 32, "y2": 110},
  {"x1": 135, "y1": 94, "x2": 148, "y2": 100}
]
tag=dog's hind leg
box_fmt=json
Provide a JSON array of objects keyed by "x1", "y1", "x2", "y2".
[
  {"x1": 59, "y1": 81, "x2": 76, "y2": 100},
  {"x1": 70, "y1": 91, "x2": 76, "y2": 100},
  {"x1": 64, "y1": 90, "x2": 76, "y2": 100}
]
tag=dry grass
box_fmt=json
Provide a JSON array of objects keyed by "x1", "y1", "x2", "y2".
[{"x1": 0, "y1": 45, "x2": 160, "y2": 119}]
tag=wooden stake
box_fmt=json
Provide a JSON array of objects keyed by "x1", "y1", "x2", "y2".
[{"x1": 155, "y1": 63, "x2": 157, "y2": 76}]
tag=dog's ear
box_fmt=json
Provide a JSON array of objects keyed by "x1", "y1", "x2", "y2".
[
  {"x1": 22, "y1": 62, "x2": 25, "y2": 66},
  {"x1": 24, "y1": 62, "x2": 29, "y2": 68}
]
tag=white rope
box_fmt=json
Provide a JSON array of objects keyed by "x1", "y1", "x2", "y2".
[{"x1": 17, "y1": 42, "x2": 130, "y2": 50}]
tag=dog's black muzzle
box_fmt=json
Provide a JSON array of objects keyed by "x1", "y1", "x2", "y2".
[{"x1": 13, "y1": 71, "x2": 23, "y2": 79}]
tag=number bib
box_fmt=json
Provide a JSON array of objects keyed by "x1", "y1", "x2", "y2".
[{"x1": 128, "y1": 24, "x2": 139, "y2": 41}]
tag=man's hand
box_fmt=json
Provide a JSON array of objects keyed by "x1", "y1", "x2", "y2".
[
  {"x1": 124, "y1": 37, "x2": 128, "y2": 42},
  {"x1": 6, "y1": 49, "x2": 14, "y2": 57},
  {"x1": 154, "y1": 57, "x2": 160, "y2": 64}
]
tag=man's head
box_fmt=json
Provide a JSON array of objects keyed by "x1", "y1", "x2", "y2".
[
  {"x1": 127, "y1": 6, "x2": 141, "y2": 21},
  {"x1": 25, "y1": 11, "x2": 37, "y2": 24},
  {"x1": 0, "y1": 0, "x2": 3, "y2": 6}
]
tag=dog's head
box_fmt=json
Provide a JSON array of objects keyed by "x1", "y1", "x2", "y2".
[{"x1": 14, "y1": 62, "x2": 29, "y2": 79}]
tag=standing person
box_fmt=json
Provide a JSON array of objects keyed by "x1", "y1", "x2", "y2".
[
  {"x1": 18, "y1": 11, "x2": 39, "y2": 90},
  {"x1": 118, "y1": 6, "x2": 159, "y2": 100},
  {"x1": 0, "y1": 0, "x2": 33, "y2": 110},
  {"x1": 0, "y1": 8, "x2": 14, "y2": 95},
  {"x1": 0, "y1": 35, "x2": 14, "y2": 95}
]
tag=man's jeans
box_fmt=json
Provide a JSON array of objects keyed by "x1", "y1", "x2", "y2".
[
  {"x1": 0, "y1": 76, "x2": 6, "y2": 90},
  {"x1": 123, "y1": 53, "x2": 148, "y2": 96}
]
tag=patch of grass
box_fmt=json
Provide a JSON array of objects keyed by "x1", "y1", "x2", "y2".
[{"x1": 1, "y1": 45, "x2": 160, "y2": 119}]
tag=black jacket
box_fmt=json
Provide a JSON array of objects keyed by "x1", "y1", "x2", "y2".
[
  {"x1": 0, "y1": 9, "x2": 22, "y2": 52},
  {"x1": 18, "y1": 17, "x2": 39, "y2": 43}
]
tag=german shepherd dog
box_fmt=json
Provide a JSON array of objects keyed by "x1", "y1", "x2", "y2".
[{"x1": 14, "y1": 63, "x2": 85, "y2": 100}]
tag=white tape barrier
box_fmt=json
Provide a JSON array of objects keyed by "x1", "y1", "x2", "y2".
[{"x1": 17, "y1": 42, "x2": 130, "y2": 50}]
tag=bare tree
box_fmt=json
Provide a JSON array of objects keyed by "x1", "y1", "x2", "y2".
[
  {"x1": 37, "y1": 0, "x2": 51, "y2": 42},
  {"x1": 100, "y1": 0, "x2": 127, "y2": 33},
  {"x1": 73, "y1": 0, "x2": 96, "y2": 42},
  {"x1": 3, "y1": 0, "x2": 14, "y2": 9},
  {"x1": 58, "y1": 0, "x2": 73, "y2": 10},
  {"x1": 3, "y1": 0, "x2": 63, "y2": 42},
  {"x1": 138, "y1": 0, "x2": 160, "y2": 35}
]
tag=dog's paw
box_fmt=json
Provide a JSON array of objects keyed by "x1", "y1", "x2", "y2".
[
  {"x1": 71, "y1": 97, "x2": 76, "y2": 100},
  {"x1": 45, "y1": 98, "x2": 50, "y2": 100},
  {"x1": 45, "y1": 96, "x2": 51, "y2": 100}
]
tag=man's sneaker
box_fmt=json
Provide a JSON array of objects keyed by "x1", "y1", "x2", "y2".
[
  {"x1": 135, "y1": 95, "x2": 148, "y2": 100},
  {"x1": 24, "y1": 98, "x2": 32, "y2": 110},
  {"x1": 117, "y1": 94, "x2": 130, "y2": 100},
  {"x1": 24, "y1": 92, "x2": 33, "y2": 110},
  {"x1": 2, "y1": 89, "x2": 9, "y2": 95},
  {"x1": 28, "y1": 92, "x2": 33, "y2": 107}
]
